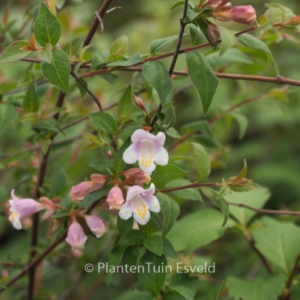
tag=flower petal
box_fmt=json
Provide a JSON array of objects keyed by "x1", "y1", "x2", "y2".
[
  {"x1": 148, "y1": 195, "x2": 160, "y2": 213},
  {"x1": 126, "y1": 185, "x2": 144, "y2": 201},
  {"x1": 123, "y1": 144, "x2": 138, "y2": 164},
  {"x1": 131, "y1": 129, "x2": 153, "y2": 143},
  {"x1": 131, "y1": 196, "x2": 150, "y2": 225},
  {"x1": 154, "y1": 131, "x2": 166, "y2": 147},
  {"x1": 119, "y1": 202, "x2": 133, "y2": 220},
  {"x1": 138, "y1": 157, "x2": 156, "y2": 175},
  {"x1": 154, "y1": 147, "x2": 169, "y2": 166}
]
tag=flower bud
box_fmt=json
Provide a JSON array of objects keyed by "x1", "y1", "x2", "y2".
[
  {"x1": 85, "y1": 215, "x2": 108, "y2": 238},
  {"x1": 133, "y1": 95, "x2": 147, "y2": 112},
  {"x1": 65, "y1": 220, "x2": 87, "y2": 249},
  {"x1": 207, "y1": 0, "x2": 231, "y2": 9},
  {"x1": 39, "y1": 197, "x2": 58, "y2": 221},
  {"x1": 70, "y1": 180, "x2": 105, "y2": 201},
  {"x1": 106, "y1": 186, "x2": 125, "y2": 210},
  {"x1": 134, "y1": 172, "x2": 151, "y2": 185},
  {"x1": 207, "y1": 23, "x2": 219, "y2": 46},
  {"x1": 90, "y1": 173, "x2": 107, "y2": 184}
]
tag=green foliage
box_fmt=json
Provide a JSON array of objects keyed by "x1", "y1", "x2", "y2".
[
  {"x1": 186, "y1": 52, "x2": 219, "y2": 114},
  {"x1": 0, "y1": 41, "x2": 31, "y2": 63},
  {"x1": 203, "y1": 281, "x2": 224, "y2": 300},
  {"x1": 88, "y1": 112, "x2": 118, "y2": 135},
  {"x1": 22, "y1": 82, "x2": 40, "y2": 113},
  {"x1": 118, "y1": 85, "x2": 133, "y2": 121}
]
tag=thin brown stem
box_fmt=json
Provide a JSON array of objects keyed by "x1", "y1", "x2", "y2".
[
  {"x1": 284, "y1": 253, "x2": 300, "y2": 300},
  {"x1": 150, "y1": 0, "x2": 189, "y2": 128}
]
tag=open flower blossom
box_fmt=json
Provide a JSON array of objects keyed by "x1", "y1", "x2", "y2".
[
  {"x1": 70, "y1": 174, "x2": 106, "y2": 201},
  {"x1": 9, "y1": 190, "x2": 44, "y2": 230},
  {"x1": 119, "y1": 183, "x2": 160, "y2": 225},
  {"x1": 213, "y1": 5, "x2": 256, "y2": 25},
  {"x1": 84, "y1": 215, "x2": 108, "y2": 238},
  {"x1": 123, "y1": 129, "x2": 168, "y2": 175},
  {"x1": 106, "y1": 186, "x2": 124, "y2": 210},
  {"x1": 66, "y1": 220, "x2": 87, "y2": 249}
]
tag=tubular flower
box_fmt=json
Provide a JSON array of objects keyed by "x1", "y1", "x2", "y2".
[
  {"x1": 122, "y1": 168, "x2": 151, "y2": 186},
  {"x1": 66, "y1": 220, "x2": 87, "y2": 249},
  {"x1": 70, "y1": 180, "x2": 105, "y2": 201},
  {"x1": 9, "y1": 190, "x2": 44, "y2": 230},
  {"x1": 207, "y1": 0, "x2": 231, "y2": 9},
  {"x1": 119, "y1": 183, "x2": 160, "y2": 225},
  {"x1": 85, "y1": 215, "x2": 109, "y2": 238},
  {"x1": 123, "y1": 129, "x2": 168, "y2": 175},
  {"x1": 106, "y1": 186, "x2": 125, "y2": 210}
]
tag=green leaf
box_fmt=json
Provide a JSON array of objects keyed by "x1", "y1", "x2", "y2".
[
  {"x1": 152, "y1": 164, "x2": 187, "y2": 189},
  {"x1": 0, "y1": 41, "x2": 31, "y2": 63},
  {"x1": 137, "y1": 250, "x2": 167, "y2": 296},
  {"x1": 108, "y1": 35, "x2": 129, "y2": 61},
  {"x1": 91, "y1": 50, "x2": 108, "y2": 69},
  {"x1": 99, "y1": 73, "x2": 118, "y2": 84},
  {"x1": 88, "y1": 112, "x2": 118, "y2": 135},
  {"x1": 34, "y1": 118, "x2": 64, "y2": 135},
  {"x1": 203, "y1": 280, "x2": 225, "y2": 300},
  {"x1": 167, "y1": 209, "x2": 235, "y2": 254},
  {"x1": 14, "y1": 113, "x2": 38, "y2": 125},
  {"x1": 117, "y1": 216, "x2": 133, "y2": 234},
  {"x1": 224, "y1": 187, "x2": 270, "y2": 226},
  {"x1": 169, "y1": 273, "x2": 199, "y2": 300},
  {"x1": 218, "y1": 26, "x2": 238, "y2": 56},
  {"x1": 0, "y1": 280, "x2": 7, "y2": 289},
  {"x1": 232, "y1": 159, "x2": 247, "y2": 183},
  {"x1": 143, "y1": 233, "x2": 163, "y2": 256},
  {"x1": 89, "y1": 159, "x2": 114, "y2": 174},
  {"x1": 186, "y1": 52, "x2": 219, "y2": 114},
  {"x1": 142, "y1": 61, "x2": 174, "y2": 105},
  {"x1": 237, "y1": 34, "x2": 273, "y2": 66},
  {"x1": 252, "y1": 217, "x2": 300, "y2": 275},
  {"x1": 23, "y1": 82, "x2": 39, "y2": 113},
  {"x1": 156, "y1": 193, "x2": 180, "y2": 237},
  {"x1": 230, "y1": 112, "x2": 248, "y2": 140},
  {"x1": 181, "y1": 120, "x2": 212, "y2": 137},
  {"x1": 226, "y1": 274, "x2": 286, "y2": 300},
  {"x1": 119, "y1": 230, "x2": 145, "y2": 246},
  {"x1": 214, "y1": 198, "x2": 229, "y2": 227},
  {"x1": 150, "y1": 35, "x2": 180, "y2": 55},
  {"x1": 189, "y1": 24, "x2": 207, "y2": 46},
  {"x1": 83, "y1": 185, "x2": 111, "y2": 208},
  {"x1": 163, "y1": 179, "x2": 203, "y2": 203},
  {"x1": 50, "y1": 167, "x2": 66, "y2": 197},
  {"x1": 113, "y1": 139, "x2": 131, "y2": 173},
  {"x1": 41, "y1": 49, "x2": 70, "y2": 93},
  {"x1": 190, "y1": 142, "x2": 211, "y2": 182},
  {"x1": 0, "y1": 102, "x2": 15, "y2": 136},
  {"x1": 165, "y1": 127, "x2": 181, "y2": 139},
  {"x1": 106, "y1": 245, "x2": 127, "y2": 285},
  {"x1": 163, "y1": 238, "x2": 177, "y2": 258},
  {"x1": 118, "y1": 85, "x2": 132, "y2": 120},
  {"x1": 34, "y1": 3, "x2": 61, "y2": 47},
  {"x1": 107, "y1": 53, "x2": 144, "y2": 67}
]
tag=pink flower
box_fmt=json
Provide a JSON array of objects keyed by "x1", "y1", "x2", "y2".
[
  {"x1": 70, "y1": 180, "x2": 105, "y2": 201},
  {"x1": 66, "y1": 221, "x2": 87, "y2": 249},
  {"x1": 119, "y1": 183, "x2": 160, "y2": 225},
  {"x1": 9, "y1": 190, "x2": 44, "y2": 230},
  {"x1": 39, "y1": 197, "x2": 59, "y2": 220},
  {"x1": 122, "y1": 168, "x2": 151, "y2": 185},
  {"x1": 207, "y1": 0, "x2": 231, "y2": 9},
  {"x1": 85, "y1": 215, "x2": 108, "y2": 238},
  {"x1": 123, "y1": 129, "x2": 168, "y2": 175},
  {"x1": 106, "y1": 186, "x2": 124, "y2": 210}
]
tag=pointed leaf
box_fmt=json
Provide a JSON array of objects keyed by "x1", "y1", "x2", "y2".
[
  {"x1": 88, "y1": 112, "x2": 118, "y2": 135},
  {"x1": 23, "y1": 82, "x2": 40, "y2": 113},
  {"x1": 0, "y1": 41, "x2": 32, "y2": 63}
]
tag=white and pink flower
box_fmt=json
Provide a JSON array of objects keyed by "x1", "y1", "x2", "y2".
[
  {"x1": 119, "y1": 183, "x2": 160, "y2": 225},
  {"x1": 123, "y1": 129, "x2": 168, "y2": 175},
  {"x1": 85, "y1": 215, "x2": 108, "y2": 238}
]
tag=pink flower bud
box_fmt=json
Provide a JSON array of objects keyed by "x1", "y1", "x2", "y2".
[
  {"x1": 133, "y1": 95, "x2": 147, "y2": 112},
  {"x1": 9, "y1": 190, "x2": 44, "y2": 230},
  {"x1": 134, "y1": 172, "x2": 151, "y2": 185},
  {"x1": 39, "y1": 197, "x2": 58, "y2": 221},
  {"x1": 207, "y1": 23, "x2": 219, "y2": 46},
  {"x1": 70, "y1": 180, "x2": 105, "y2": 201},
  {"x1": 213, "y1": 5, "x2": 256, "y2": 26},
  {"x1": 90, "y1": 173, "x2": 107, "y2": 184},
  {"x1": 85, "y1": 215, "x2": 108, "y2": 238},
  {"x1": 66, "y1": 221, "x2": 87, "y2": 249},
  {"x1": 106, "y1": 186, "x2": 125, "y2": 210},
  {"x1": 207, "y1": 0, "x2": 231, "y2": 9}
]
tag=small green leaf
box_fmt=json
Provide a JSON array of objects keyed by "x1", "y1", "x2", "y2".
[
  {"x1": 118, "y1": 85, "x2": 132, "y2": 120},
  {"x1": 150, "y1": 35, "x2": 180, "y2": 55},
  {"x1": 163, "y1": 238, "x2": 177, "y2": 258},
  {"x1": 14, "y1": 113, "x2": 38, "y2": 125},
  {"x1": 113, "y1": 139, "x2": 131, "y2": 173},
  {"x1": 169, "y1": 273, "x2": 199, "y2": 300},
  {"x1": 181, "y1": 120, "x2": 212, "y2": 137},
  {"x1": 91, "y1": 50, "x2": 108, "y2": 69},
  {"x1": 218, "y1": 26, "x2": 238, "y2": 56},
  {"x1": 137, "y1": 251, "x2": 167, "y2": 296},
  {"x1": 0, "y1": 102, "x2": 15, "y2": 136},
  {"x1": 83, "y1": 185, "x2": 111, "y2": 208},
  {"x1": 108, "y1": 35, "x2": 129, "y2": 61},
  {"x1": 226, "y1": 274, "x2": 286, "y2": 300},
  {"x1": 88, "y1": 112, "x2": 118, "y2": 135},
  {"x1": 23, "y1": 82, "x2": 40, "y2": 113},
  {"x1": 190, "y1": 142, "x2": 211, "y2": 182},
  {"x1": 156, "y1": 193, "x2": 180, "y2": 237},
  {"x1": 0, "y1": 280, "x2": 7, "y2": 289},
  {"x1": 89, "y1": 159, "x2": 114, "y2": 174},
  {"x1": 117, "y1": 216, "x2": 133, "y2": 234},
  {"x1": 106, "y1": 244, "x2": 127, "y2": 285},
  {"x1": 99, "y1": 73, "x2": 118, "y2": 84},
  {"x1": 232, "y1": 159, "x2": 247, "y2": 183},
  {"x1": 34, "y1": 118, "x2": 64, "y2": 135},
  {"x1": 230, "y1": 112, "x2": 248, "y2": 140},
  {"x1": 203, "y1": 281, "x2": 225, "y2": 300},
  {"x1": 143, "y1": 233, "x2": 163, "y2": 256},
  {"x1": 189, "y1": 24, "x2": 207, "y2": 46},
  {"x1": 34, "y1": 3, "x2": 61, "y2": 47},
  {"x1": 41, "y1": 49, "x2": 70, "y2": 93},
  {"x1": 186, "y1": 52, "x2": 219, "y2": 114},
  {"x1": 119, "y1": 230, "x2": 145, "y2": 246},
  {"x1": 0, "y1": 41, "x2": 32, "y2": 63},
  {"x1": 165, "y1": 127, "x2": 181, "y2": 139},
  {"x1": 142, "y1": 61, "x2": 174, "y2": 105},
  {"x1": 107, "y1": 53, "x2": 144, "y2": 67}
]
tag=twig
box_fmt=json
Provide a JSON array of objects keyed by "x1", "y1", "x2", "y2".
[
  {"x1": 150, "y1": 0, "x2": 189, "y2": 128},
  {"x1": 284, "y1": 253, "x2": 300, "y2": 300}
]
